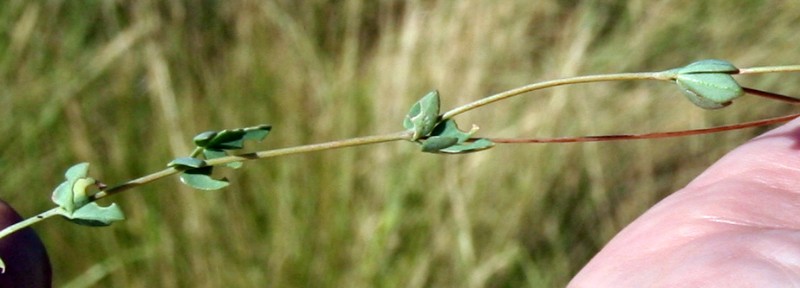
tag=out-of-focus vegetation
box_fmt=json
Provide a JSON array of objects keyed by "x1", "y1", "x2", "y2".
[{"x1": 1, "y1": 1, "x2": 799, "y2": 287}]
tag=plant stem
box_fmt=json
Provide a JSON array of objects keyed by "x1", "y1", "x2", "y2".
[
  {"x1": 441, "y1": 72, "x2": 672, "y2": 120},
  {"x1": 91, "y1": 130, "x2": 413, "y2": 201},
  {"x1": 742, "y1": 87, "x2": 800, "y2": 104},
  {"x1": 189, "y1": 147, "x2": 203, "y2": 158},
  {"x1": 485, "y1": 113, "x2": 800, "y2": 143},
  {"x1": 204, "y1": 131, "x2": 413, "y2": 166},
  {"x1": 0, "y1": 208, "x2": 62, "y2": 240},
  {"x1": 91, "y1": 168, "x2": 181, "y2": 200},
  {"x1": 440, "y1": 64, "x2": 800, "y2": 120},
  {"x1": 4, "y1": 63, "x2": 799, "y2": 246},
  {"x1": 737, "y1": 65, "x2": 800, "y2": 75},
  {"x1": 0, "y1": 131, "x2": 414, "y2": 241}
]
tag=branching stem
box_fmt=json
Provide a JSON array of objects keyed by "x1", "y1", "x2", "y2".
[{"x1": 2, "y1": 63, "x2": 799, "y2": 252}]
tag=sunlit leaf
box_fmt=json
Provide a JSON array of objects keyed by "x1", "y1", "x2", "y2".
[
  {"x1": 52, "y1": 182, "x2": 74, "y2": 213},
  {"x1": 179, "y1": 167, "x2": 229, "y2": 190},
  {"x1": 70, "y1": 177, "x2": 96, "y2": 208},
  {"x1": 66, "y1": 202, "x2": 125, "y2": 227},
  {"x1": 51, "y1": 163, "x2": 91, "y2": 213},
  {"x1": 50, "y1": 163, "x2": 126, "y2": 226}
]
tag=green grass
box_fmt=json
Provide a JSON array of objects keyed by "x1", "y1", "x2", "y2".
[{"x1": 1, "y1": 1, "x2": 800, "y2": 287}]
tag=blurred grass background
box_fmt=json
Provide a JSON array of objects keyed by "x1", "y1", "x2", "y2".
[{"x1": 1, "y1": 0, "x2": 799, "y2": 287}]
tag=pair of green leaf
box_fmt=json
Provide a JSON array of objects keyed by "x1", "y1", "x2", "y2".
[
  {"x1": 192, "y1": 125, "x2": 272, "y2": 151},
  {"x1": 404, "y1": 91, "x2": 494, "y2": 153},
  {"x1": 421, "y1": 120, "x2": 494, "y2": 153},
  {"x1": 51, "y1": 163, "x2": 125, "y2": 226},
  {"x1": 667, "y1": 59, "x2": 744, "y2": 109},
  {"x1": 168, "y1": 125, "x2": 272, "y2": 190}
]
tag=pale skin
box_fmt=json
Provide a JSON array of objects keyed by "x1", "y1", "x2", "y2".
[{"x1": 570, "y1": 117, "x2": 800, "y2": 287}]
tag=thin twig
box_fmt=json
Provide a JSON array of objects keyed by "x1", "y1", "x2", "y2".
[
  {"x1": 743, "y1": 87, "x2": 800, "y2": 104},
  {"x1": 0, "y1": 208, "x2": 62, "y2": 240},
  {"x1": 441, "y1": 72, "x2": 672, "y2": 120},
  {"x1": 737, "y1": 65, "x2": 800, "y2": 75},
  {"x1": 90, "y1": 131, "x2": 413, "y2": 201},
  {"x1": 487, "y1": 113, "x2": 800, "y2": 143}
]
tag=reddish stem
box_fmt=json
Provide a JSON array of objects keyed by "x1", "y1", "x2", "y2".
[
  {"x1": 487, "y1": 87, "x2": 800, "y2": 144},
  {"x1": 743, "y1": 87, "x2": 800, "y2": 104},
  {"x1": 487, "y1": 113, "x2": 800, "y2": 144}
]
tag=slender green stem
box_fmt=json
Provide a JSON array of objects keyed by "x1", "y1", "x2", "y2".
[
  {"x1": 91, "y1": 167, "x2": 181, "y2": 200},
  {"x1": 0, "y1": 208, "x2": 62, "y2": 239},
  {"x1": 204, "y1": 131, "x2": 413, "y2": 167},
  {"x1": 91, "y1": 130, "x2": 413, "y2": 201},
  {"x1": 440, "y1": 64, "x2": 800, "y2": 120},
  {"x1": 441, "y1": 72, "x2": 672, "y2": 120},
  {"x1": 0, "y1": 131, "x2": 413, "y2": 242},
  {"x1": 189, "y1": 147, "x2": 203, "y2": 158},
  {"x1": 737, "y1": 65, "x2": 800, "y2": 75}
]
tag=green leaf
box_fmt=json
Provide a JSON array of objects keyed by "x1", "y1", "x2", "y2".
[
  {"x1": 419, "y1": 119, "x2": 494, "y2": 154},
  {"x1": 52, "y1": 182, "x2": 74, "y2": 213},
  {"x1": 243, "y1": 125, "x2": 272, "y2": 141},
  {"x1": 671, "y1": 59, "x2": 743, "y2": 109},
  {"x1": 193, "y1": 131, "x2": 218, "y2": 147},
  {"x1": 430, "y1": 119, "x2": 474, "y2": 142},
  {"x1": 205, "y1": 129, "x2": 247, "y2": 150},
  {"x1": 179, "y1": 167, "x2": 230, "y2": 190},
  {"x1": 167, "y1": 157, "x2": 207, "y2": 169},
  {"x1": 676, "y1": 73, "x2": 743, "y2": 109},
  {"x1": 404, "y1": 90, "x2": 441, "y2": 140},
  {"x1": 52, "y1": 163, "x2": 91, "y2": 213},
  {"x1": 181, "y1": 125, "x2": 271, "y2": 188},
  {"x1": 203, "y1": 149, "x2": 227, "y2": 159},
  {"x1": 71, "y1": 177, "x2": 96, "y2": 208},
  {"x1": 421, "y1": 136, "x2": 460, "y2": 152},
  {"x1": 438, "y1": 138, "x2": 494, "y2": 154},
  {"x1": 193, "y1": 125, "x2": 272, "y2": 151},
  {"x1": 64, "y1": 162, "x2": 91, "y2": 180},
  {"x1": 66, "y1": 202, "x2": 125, "y2": 227},
  {"x1": 677, "y1": 59, "x2": 739, "y2": 74},
  {"x1": 50, "y1": 163, "x2": 126, "y2": 226}
]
